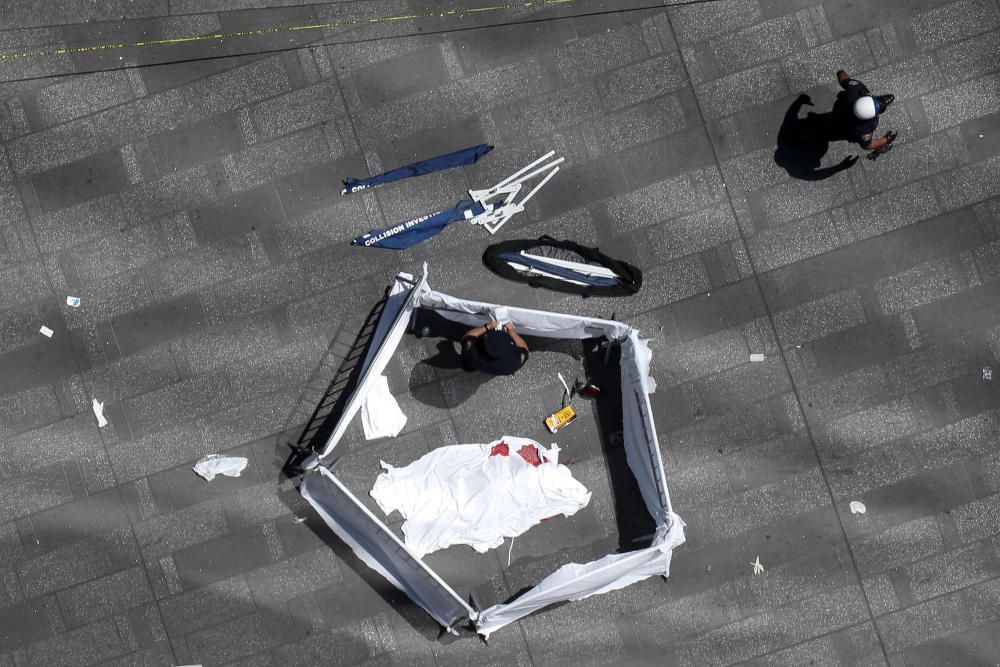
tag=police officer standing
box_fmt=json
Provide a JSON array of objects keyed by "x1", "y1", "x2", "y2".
[{"x1": 833, "y1": 70, "x2": 897, "y2": 153}]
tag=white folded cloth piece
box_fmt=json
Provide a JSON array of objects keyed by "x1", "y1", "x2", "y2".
[
  {"x1": 370, "y1": 436, "x2": 591, "y2": 557},
  {"x1": 193, "y1": 455, "x2": 249, "y2": 481},
  {"x1": 361, "y1": 375, "x2": 407, "y2": 440}
]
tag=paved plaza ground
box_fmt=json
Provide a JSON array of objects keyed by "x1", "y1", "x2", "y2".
[{"x1": 1, "y1": 0, "x2": 1000, "y2": 664}]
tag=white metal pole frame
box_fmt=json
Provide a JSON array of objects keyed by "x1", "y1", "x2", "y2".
[{"x1": 467, "y1": 151, "x2": 565, "y2": 234}]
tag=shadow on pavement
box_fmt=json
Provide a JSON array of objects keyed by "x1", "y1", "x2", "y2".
[{"x1": 774, "y1": 94, "x2": 858, "y2": 181}]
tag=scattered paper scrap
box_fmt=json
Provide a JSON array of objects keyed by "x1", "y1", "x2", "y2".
[
  {"x1": 751, "y1": 555, "x2": 764, "y2": 575},
  {"x1": 984, "y1": 367, "x2": 993, "y2": 382},
  {"x1": 193, "y1": 455, "x2": 249, "y2": 481},
  {"x1": 66, "y1": 296, "x2": 81, "y2": 308},
  {"x1": 749, "y1": 353, "x2": 766, "y2": 362},
  {"x1": 849, "y1": 500, "x2": 867, "y2": 515},
  {"x1": 39, "y1": 325, "x2": 54, "y2": 338},
  {"x1": 293, "y1": 515, "x2": 308, "y2": 524},
  {"x1": 92, "y1": 398, "x2": 108, "y2": 427}
]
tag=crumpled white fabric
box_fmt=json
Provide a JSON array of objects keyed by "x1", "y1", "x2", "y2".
[
  {"x1": 361, "y1": 375, "x2": 407, "y2": 440},
  {"x1": 370, "y1": 436, "x2": 591, "y2": 558},
  {"x1": 193, "y1": 455, "x2": 249, "y2": 481}
]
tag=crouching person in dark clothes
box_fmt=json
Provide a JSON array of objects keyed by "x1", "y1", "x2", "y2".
[
  {"x1": 462, "y1": 320, "x2": 529, "y2": 375},
  {"x1": 834, "y1": 70, "x2": 897, "y2": 152}
]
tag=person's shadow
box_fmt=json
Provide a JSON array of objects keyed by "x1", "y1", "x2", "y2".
[{"x1": 774, "y1": 94, "x2": 858, "y2": 181}]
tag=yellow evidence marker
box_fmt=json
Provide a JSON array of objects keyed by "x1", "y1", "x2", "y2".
[{"x1": 544, "y1": 404, "x2": 577, "y2": 433}]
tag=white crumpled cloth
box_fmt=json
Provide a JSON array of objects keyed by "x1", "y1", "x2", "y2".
[
  {"x1": 193, "y1": 455, "x2": 249, "y2": 481},
  {"x1": 370, "y1": 436, "x2": 591, "y2": 557},
  {"x1": 361, "y1": 375, "x2": 407, "y2": 440}
]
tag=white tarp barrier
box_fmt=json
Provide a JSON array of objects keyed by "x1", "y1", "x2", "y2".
[
  {"x1": 620, "y1": 334, "x2": 673, "y2": 526},
  {"x1": 301, "y1": 467, "x2": 477, "y2": 629},
  {"x1": 416, "y1": 288, "x2": 631, "y2": 341},
  {"x1": 475, "y1": 514, "x2": 686, "y2": 638},
  {"x1": 303, "y1": 272, "x2": 424, "y2": 467},
  {"x1": 370, "y1": 437, "x2": 590, "y2": 557},
  {"x1": 360, "y1": 375, "x2": 408, "y2": 439},
  {"x1": 299, "y1": 266, "x2": 683, "y2": 635}
]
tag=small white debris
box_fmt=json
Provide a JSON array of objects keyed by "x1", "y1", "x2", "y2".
[
  {"x1": 750, "y1": 353, "x2": 766, "y2": 362},
  {"x1": 293, "y1": 515, "x2": 308, "y2": 524},
  {"x1": 849, "y1": 500, "x2": 866, "y2": 515},
  {"x1": 39, "y1": 325, "x2": 54, "y2": 337},
  {"x1": 984, "y1": 367, "x2": 993, "y2": 381},
  {"x1": 92, "y1": 398, "x2": 108, "y2": 427},
  {"x1": 66, "y1": 296, "x2": 81, "y2": 307},
  {"x1": 751, "y1": 555, "x2": 764, "y2": 575},
  {"x1": 193, "y1": 454, "x2": 248, "y2": 481}
]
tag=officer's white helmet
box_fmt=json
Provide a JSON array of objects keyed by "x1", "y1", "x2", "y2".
[{"x1": 853, "y1": 96, "x2": 877, "y2": 120}]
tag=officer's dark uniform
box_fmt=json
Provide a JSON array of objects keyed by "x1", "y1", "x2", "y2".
[{"x1": 833, "y1": 78, "x2": 879, "y2": 149}]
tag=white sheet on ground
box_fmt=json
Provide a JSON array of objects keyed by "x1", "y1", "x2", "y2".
[
  {"x1": 370, "y1": 436, "x2": 590, "y2": 558},
  {"x1": 475, "y1": 513, "x2": 686, "y2": 638},
  {"x1": 361, "y1": 375, "x2": 407, "y2": 439},
  {"x1": 193, "y1": 455, "x2": 249, "y2": 481}
]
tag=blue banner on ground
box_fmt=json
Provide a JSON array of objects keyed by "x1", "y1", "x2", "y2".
[
  {"x1": 342, "y1": 144, "x2": 493, "y2": 195},
  {"x1": 352, "y1": 200, "x2": 490, "y2": 249}
]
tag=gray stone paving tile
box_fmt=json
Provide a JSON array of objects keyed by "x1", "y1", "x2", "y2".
[
  {"x1": 132, "y1": 498, "x2": 228, "y2": 561},
  {"x1": 222, "y1": 127, "x2": 330, "y2": 193},
  {"x1": 0, "y1": 259, "x2": 51, "y2": 311},
  {"x1": 910, "y1": 280, "x2": 1000, "y2": 347},
  {"x1": 0, "y1": 598, "x2": 50, "y2": 653},
  {"x1": 189, "y1": 184, "x2": 284, "y2": 245},
  {"x1": 148, "y1": 112, "x2": 246, "y2": 173},
  {"x1": 352, "y1": 44, "x2": 451, "y2": 107},
  {"x1": 56, "y1": 566, "x2": 154, "y2": 628},
  {"x1": 554, "y1": 22, "x2": 649, "y2": 79},
  {"x1": 923, "y1": 73, "x2": 1000, "y2": 132},
  {"x1": 18, "y1": 537, "x2": 117, "y2": 598},
  {"x1": 250, "y1": 80, "x2": 344, "y2": 142},
  {"x1": 184, "y1": 609, "x2": 298, "y2": 666},
  {"x1": 30, "y1": 149, "x2": 129, "y2": 212},
  {"x1": 0, "y1": 332, "x2": 83, "y2": 398},
  {"x1": 9, "y1": 56, "x2": 291, "y2": 175},
  {"x1": 270, "y1": 623, "x2": 374, "y2": 667},
  {"x1": 812, "y1": 316, "x2": 913, "y2": 375},
  {"x1": 877, "y1": 586, "x2": 972, "y2": 653},
  {"x1": 773, "y1": 289, "x2": 866, "y2": 348},
  {"x1": 595, "y1": 52, "x2": 687, "y2": 111},
  {"x1": 668, "y1": 0, "x2": 763, "y2": 44},
  {"x1": 24, "y1": 617, "x2": 129, "y2": 667},
  {"x1": 746, "y1": 210, "x2": 848, "y2": 272},
  {"x1": 173, "y1": 525, "x2": 274, "y2": 590},
  {"x1": 28, "y1": 487, "x2": 128, "y2": 554},
  {"x1": 0, "y1": 383, "x2": 62, "y2": 438},
  {"x1": 121, "y1": 165, "x2": 217, "y2": 223},
  {"x1": 875, "y1": 256, "x2": 971, "y2": 315},
  {"x1": 606, "y1": 165, "x2": 726, "y2": 235},
  {"x1": 696, "y1": 62, "x2": 790, "y2": 119},
  {"x1": 353, "y1": 59, "x2": 548, "y2": 142},
  {"x1": 110, "y1": 292, "x2": 206, "y2": 358},
  {"x1": 911, "y1": 0, "x2": 1000, "y2": 49},
  {"x1": 899, "y1": 625, "x2": 1000, "y2": 666},
  {"x1": 71, "y1": 223, "x2": 167, "y2": 285},
  {"x1": 673, "y1": 584, "x2": 868, "y2": 665},
  {"x1": 32, "y1": 71, "x2": 136, "y2": 128},
  {"x1": 936, "y1": 28, "x2": 1000, "y2": 81},
  {"x1": 28, "y1": 193, "x2": 125, "y2": 254}
]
